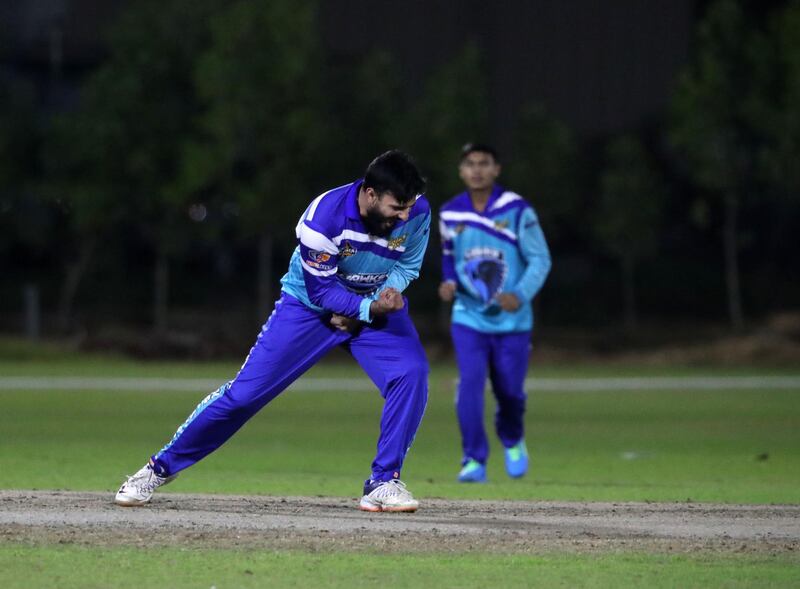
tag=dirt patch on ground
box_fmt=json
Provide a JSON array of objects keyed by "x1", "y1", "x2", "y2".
[{"x1": 1, "y1": 491, "x2": 798, "y2": 555}]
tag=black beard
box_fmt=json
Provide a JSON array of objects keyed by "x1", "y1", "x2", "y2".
[{"x1": 362, "y1": 208, "x2": 396, "y2": 238}]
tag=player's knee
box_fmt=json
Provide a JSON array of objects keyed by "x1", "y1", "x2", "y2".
[
  {"x1": 220, "y1": 386, "x2": 262, "y2": 419},
  {"x1": 402, "y1": 351, "x2": 429, "y2": 382}
]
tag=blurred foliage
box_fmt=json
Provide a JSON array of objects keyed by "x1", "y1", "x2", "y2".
[
  {"x1": 596, "y1": 136, "x2": 666, "y2": 263},
  {"x1": 759, "y1": 1, "x2": 800, "y2": 199},
  {"x1": 2, "y1": 0, "x2": 800, "y2": 341},
  {"x1": 184, "y1": 0, "x2": 327, "y2": 241},
  {"x1": 667, "y1": 0, "x2": 797, "y2": 329},
  {"x1": 595, "y1": 135, "x2": 667, "y2": 329},
  {"x1": 399, "y1": 42, "x2": 490, "y2": 203},
  {"x1": 0, "y1": 77, "x2": 46, "y2": 253},
  {"x1": 507, "y1": 103, "x2": 581, "y2": 244}
]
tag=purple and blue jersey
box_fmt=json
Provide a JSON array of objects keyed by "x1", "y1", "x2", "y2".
[
  {"x1": 281, "y1": 180, "x2": 431, "y2": 321},
  {"x1": 439, "y1": 185, "x2": 551, "y2": 333}
]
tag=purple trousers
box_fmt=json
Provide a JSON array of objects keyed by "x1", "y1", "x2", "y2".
[
  {"x1": 153, "y1": 293, "x2": 429, "y2": 482},
  {"x1": 451, "y1": 322, "x2": 530, "y2": 465}
]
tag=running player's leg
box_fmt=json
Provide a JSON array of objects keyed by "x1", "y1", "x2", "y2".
[
  {"x1": 451, "y1": 323, "x2": 491, "y2": 466},
  {"x1": 151, "y1": 294, "x2": 349, "y2": 476},
  {"x1": 348, "y1": 307, "x2": 429, "y2": 483},
  {"x1": 488, "y1": 331, "x2": 531, "y2": 449}
]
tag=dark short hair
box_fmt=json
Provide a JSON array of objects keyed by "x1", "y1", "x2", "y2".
[
  {"x1": 460, "y1": 142, "x2": 500, "y2": 163},
  {"x1": 363, "y1": 150, "x2": 426, "y2": 204}
]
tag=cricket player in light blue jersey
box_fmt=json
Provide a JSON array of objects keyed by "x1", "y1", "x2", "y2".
[
  {"x1": 439, "y1": 143, "x2": 551, "y2": 483},
  {"x1": 117, "y1": 151, "x2": 430, "y2": 512}
]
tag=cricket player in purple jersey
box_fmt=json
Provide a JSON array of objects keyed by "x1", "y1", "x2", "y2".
[
  {"x1": 116, "y1": 151, "x2": 430, "y2": 512},
  {"x1": 438, "y1": 143, "x2": 551, "y2": 483}
]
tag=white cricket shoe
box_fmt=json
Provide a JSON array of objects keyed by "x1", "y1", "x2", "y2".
[
  {"x1": 359, "y1": 479, "x2": 419, "y2": 513},
  {"x1": 115, "y1": 463, "x2": 177, "y2": 506}
]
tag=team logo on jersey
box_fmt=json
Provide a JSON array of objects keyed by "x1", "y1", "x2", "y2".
[
  {"x1": 463, "y1": 247, "x2": 507, "y2": 304},
  {"x1": 308, "y1": 250, "x2": 331, "y2": 263},
  {"x1": 339, "y1": 241, "x2": 357, "y2": 257},
  {"x1": 387, "y1": 235, "x2": 407, "y2": 250},
  {"x1": 306, "y1": 249, "x2": 335, "y2": 270},
  {"x1": 494, "y1": 219, "x2": 510, "y2": 230},
  {"x1": 454, "y1": 223, "x2": 466, "y2": 234}
]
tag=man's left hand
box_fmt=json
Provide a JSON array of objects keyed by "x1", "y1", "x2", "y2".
[
  {"x1": 330, "y1": 313, "x2": 360, "y2": 333},
  {"x1": 496, "y1": 292, "x2": 521, "y2": 312}
]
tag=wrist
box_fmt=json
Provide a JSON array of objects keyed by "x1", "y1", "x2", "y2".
[{"x1": 359, "y1": 298, "x2": 374, "y2": 323}]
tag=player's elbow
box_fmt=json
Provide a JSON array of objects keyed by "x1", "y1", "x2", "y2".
[{"x1": 542, "y1": 254, "x2": 552, "y2": 275}]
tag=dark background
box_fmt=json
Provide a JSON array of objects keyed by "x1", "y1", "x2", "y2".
[{"x1": 1, "y1": 0, "x2": 798, "y2": 358}]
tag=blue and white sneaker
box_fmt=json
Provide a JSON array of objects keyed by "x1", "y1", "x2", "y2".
[
  {"x1": 457, "y1": 458, "x2": 487, "y2": 483},
  {"x1": 504, "y1": 440, "x2": 528, "y2": 478}
]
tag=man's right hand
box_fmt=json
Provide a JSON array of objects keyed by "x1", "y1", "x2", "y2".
[
  {"x1": 369, "y1": 288, "x2": 404, "y2": 317},
  {"x1": 438, "y1": 281, "x2": 456, "y2": 302}
]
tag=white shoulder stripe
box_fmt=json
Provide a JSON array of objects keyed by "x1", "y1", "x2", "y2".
[
  {"x1": 331, "y1": 229, "x2": 406, "y2": 252},
  {"x1": 300, "y1": 259, "x2": 338, "y2": 277},
  {"x1": 305, "y1": 188, "x2": 336, "y2": 222},
  {"x1": 438, "y1": 218, "x2": 454, "y2": 240},
  {"x1": 298, "y1": 224, "x2": 338, "y2": 253},
  {"x1": 489, "y1": 191, "x2": 522, "y2": 211},
  {"x1": 439, "y1": 210, "x2": 517, "y2": 241}
]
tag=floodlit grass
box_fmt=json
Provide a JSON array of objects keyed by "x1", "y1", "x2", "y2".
[
  {"x1": 2, "y1": 342, "x2": 799, "y2": 588},
  {"x1": 0, "y1": 353, "x2": 798, "y2": 503},
  {"x1": 2, "y1": 335, "x2": 800, "y2": 378},
  {"x1": 0, "y1": 545, "x2": 798, "y2": 589}
]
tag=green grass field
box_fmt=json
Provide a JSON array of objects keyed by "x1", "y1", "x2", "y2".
[
  {"x1": 1, "y1": 545, "x2": 797, "y2": 589},
  {"x1": 1, "y1": 341, "x2": 799, "y2": 587}
]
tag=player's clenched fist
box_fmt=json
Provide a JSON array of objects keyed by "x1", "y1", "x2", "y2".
[
  {"x1": 495, "y1": 292, "x2": 521, "y2": 312},
  {"x1": 370, "y1": 287, "x2": 404, "y2": 316}
]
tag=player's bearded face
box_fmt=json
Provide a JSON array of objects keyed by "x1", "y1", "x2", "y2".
[{"x1": 363, "y1": 192, "x2": 411, "y2": 237}]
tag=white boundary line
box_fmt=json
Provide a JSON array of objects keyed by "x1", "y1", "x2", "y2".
[{"x1": 0, "y1": 376, "x2": 799, "y2": 392}]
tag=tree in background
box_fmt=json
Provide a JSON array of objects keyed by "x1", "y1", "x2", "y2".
[
  {"x1": 0, "y1": 77, "x2": 42, "y2": 259},
  {"x1": 400, "y1": 42, "x2": 490, "y2": 203},
  {"x1": 758, "y1": 2, "x2": 800, "y2": 217},
  {"x1": 45, "y1": 0, "x2": 219, "y2": 335},
  {"x1": 595, "y1": 135, "x2": 666, "y2": 331},
  {"x1": 322, "y1": 50, "x2": 406, "y2": 178},
  {"x1": 507, "y1": 103, "x2": 581, "y2": 243},
  {"x1": 0, "y1": 75, "x2": 48, "y2": 331},
  {"x1": 669, "y1": 0, "x2": 773, "y2": 330},
  {"x1": 43, "y1": 90, "x2": 126, "y2": 333},
  {"x1": 180, "y1": 0, "x2": 328, "y2": 320}
]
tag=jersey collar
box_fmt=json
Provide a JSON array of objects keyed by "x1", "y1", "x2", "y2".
[{"x1": 345, "y1": 180, "x2": 364, "y2": 220}]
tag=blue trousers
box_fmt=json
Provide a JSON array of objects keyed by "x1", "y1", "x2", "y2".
[
  {"x1": 153, "y1": 293, "x2": 429, "y2": 482},
  {"x1": 451, "y1": 323, "x2": 530, "y2": 465}
]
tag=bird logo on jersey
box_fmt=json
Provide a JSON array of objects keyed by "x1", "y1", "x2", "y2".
[{"x1": 463, "y1": 247, "x2": 507, "y2": 304}]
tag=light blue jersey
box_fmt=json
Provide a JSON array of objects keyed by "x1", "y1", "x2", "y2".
[
  {"x1": 439, "y1": 185, "x2": 551, "y2": 333},
  {"x1": 281, "y1": 180, "x2": 431, "y2": 322}
]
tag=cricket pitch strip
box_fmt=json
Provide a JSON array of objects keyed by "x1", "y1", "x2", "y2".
[{"x1": 1, "y1": 491, "x2": 798, "y2": 555}]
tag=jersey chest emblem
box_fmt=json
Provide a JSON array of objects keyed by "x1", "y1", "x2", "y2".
[
  {"x1": 494, "y1": 219, "x2": 510, "y2": 230},
  {"x1": 387, "y1": 235, "x2": 407, "y2": 250},
  {"x1": 339, "y1": 241, "x2": 357, "y2": 257}
]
